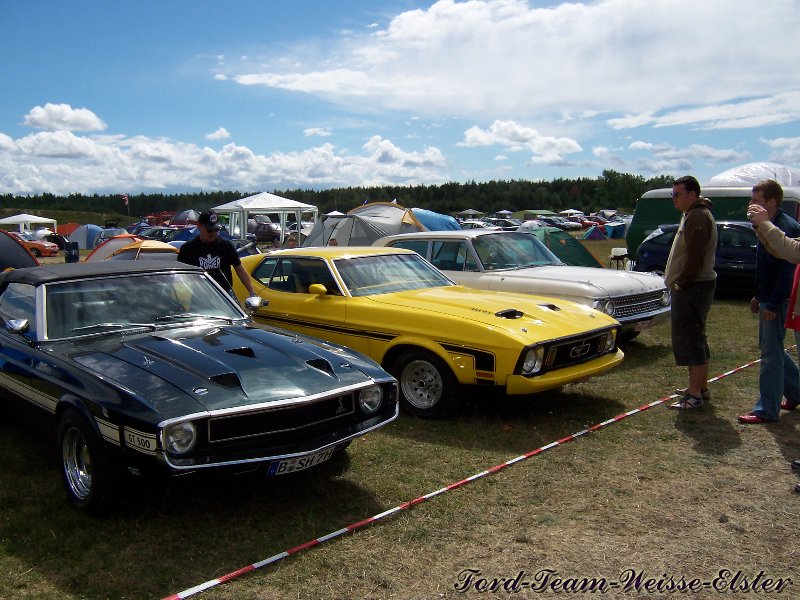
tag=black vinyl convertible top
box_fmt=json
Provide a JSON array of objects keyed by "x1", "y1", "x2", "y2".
[{"x1": 0, "y1": 260, "x2": 204, "y2": 287}]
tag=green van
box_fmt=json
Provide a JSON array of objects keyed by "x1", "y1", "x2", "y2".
[{"x1": 626, "y1": 186, "x2": 800, "y2": 256}]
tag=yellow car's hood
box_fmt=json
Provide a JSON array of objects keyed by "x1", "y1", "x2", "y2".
[{"x1": 364, "y1": 285, "x2": 618, "y2": 336}]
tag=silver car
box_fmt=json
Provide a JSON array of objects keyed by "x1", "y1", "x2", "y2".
[{"x1": 375, "y1": 230, "x2": 670, "y2": 341}]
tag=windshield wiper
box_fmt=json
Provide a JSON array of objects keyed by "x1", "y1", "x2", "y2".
[
  {"x1": 155, "y1": 313, "x2": 233, "y2": 323},
  {"x1": 71, "y1": 322, "x2": 157, "y2": 333}
]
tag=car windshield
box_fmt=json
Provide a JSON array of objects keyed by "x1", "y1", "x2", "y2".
[
  {"x1": 473, "y1": 233, "x2": 562, "y2": 270},
  {"x1": 44, "y1": 271, "x2": 244, "y2": 339},
  {"x1": 334, "y1": 253, "x2": 453, "y2": 297}
]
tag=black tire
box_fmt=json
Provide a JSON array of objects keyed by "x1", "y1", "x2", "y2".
[
  {"x1": 619, "y1": 330, "x2": 641, "y2": 342},
  {"x1": 390, "y1": 349, "x2": 457, "y2": 418},
  {"x1": 30, "y1": 248, "x2": 41, "y2": 257},
  {"x1": 57, "y1": 408, "x2": 117, "y2": 514}
]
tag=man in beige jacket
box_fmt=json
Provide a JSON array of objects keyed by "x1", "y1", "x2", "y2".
[{"x1": 664, "y1": 175, "x2": 717, "y2": 409}]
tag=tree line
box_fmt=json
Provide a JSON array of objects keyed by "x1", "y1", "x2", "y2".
[{"x1": 1, "y1": 170, "x2": 673, "y2": 218}]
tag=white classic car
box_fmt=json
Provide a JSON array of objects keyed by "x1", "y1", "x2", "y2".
[{"x1": 374, "y1": 230, "x2": 670, "y2": 341}]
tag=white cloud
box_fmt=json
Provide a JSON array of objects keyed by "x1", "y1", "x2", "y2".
[
  {"x1": 459, "y1": 120, "x2": 582, "y2": 164},
  {"x1": 227, "y1": 0, "x2": 800, "y2": 126},
  {"x1": 0, "y1": 128, "x2": 449, "y2": 195},
  {"x1": 609, "y1": 92, "x2": 800, "y2": 131},
  {"x1": 304, "y1": 127, "x2": 332, "y2": 137},
  {"x1": 761, "y1": 136, "x2": 800, "y2": 164},
  {"x1": 205, "y1": 127, "x2": 231, "y2": 141},
  {"x1": 23, "y1": 103, "x2": 107, "y2": 132}
]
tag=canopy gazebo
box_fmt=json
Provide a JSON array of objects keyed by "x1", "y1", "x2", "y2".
[
  {"x1": 212, "y1": 193, "x2": 318, "y2": 244},
  {"x1": 0, "y1": 213, "x2": 58, "y2": 233}
]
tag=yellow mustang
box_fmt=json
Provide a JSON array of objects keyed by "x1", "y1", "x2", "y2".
[{"x1": 235, "y1": 247, "x2": 623, "y2": 417}]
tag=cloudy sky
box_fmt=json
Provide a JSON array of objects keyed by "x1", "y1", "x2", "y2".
[{"x1": 2, "y1": 0, "x2": 799, "y2": 196}]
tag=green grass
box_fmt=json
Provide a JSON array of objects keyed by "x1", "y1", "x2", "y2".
[{"x1": 2, "y1": 232, "x2": 799, "y2": 600}]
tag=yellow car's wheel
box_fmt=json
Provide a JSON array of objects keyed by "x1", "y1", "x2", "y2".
[{"x1": 391, "y1": 349, "x2": 456, "y2": 418}]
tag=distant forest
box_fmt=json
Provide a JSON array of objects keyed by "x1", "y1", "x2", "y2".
[{"x1": 1, "y1": 170, "x2": 673, "y2": 218}]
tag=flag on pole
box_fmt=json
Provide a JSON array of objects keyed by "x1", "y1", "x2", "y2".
[{"x1": 122, "y1": 194, "x2": 129, "y2": 206}]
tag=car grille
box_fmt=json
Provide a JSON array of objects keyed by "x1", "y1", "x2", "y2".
[
  {"x1": 208, "y1": 393, "x2": 356, "y2": 443},
  {"x1": 542, "y1": 331, "x2": 613, "y2": 372},
  {"x1": 612, "y1": 290, "x2": 665, "y2": 319}
]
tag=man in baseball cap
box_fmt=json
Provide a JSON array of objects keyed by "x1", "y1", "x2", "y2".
[{"x1": 178, "y1": 210, "x2": 258, "y2": 300}]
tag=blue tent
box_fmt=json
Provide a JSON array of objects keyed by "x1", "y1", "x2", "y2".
[
  {"x1": 582, "y1": 225, "x2": 608, "y2": 240},
  {"x1": 68, "y1": 224, "x2": 103, "y2": 249},
  {"x1": 411, "y1": 208, "x2": 460, "y2": 231},
  {"x1": 605, "y1": 222, "x2": 626, "y2": 239}
]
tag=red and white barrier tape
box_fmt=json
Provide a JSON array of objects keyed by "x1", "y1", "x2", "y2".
[{"x1": 163, "y1": 351, "x2": 778, "y2": 600}]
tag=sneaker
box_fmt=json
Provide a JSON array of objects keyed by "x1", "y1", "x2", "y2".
[
  {"x1": 675, "y1": 387, "x2": 711, "y2": 401},
  {"x1": 781, "y1": 399, "x2": 798, "y2": 411},
  {"x1": 669, "y1": 392, "x2": 704, "y2": 410}
]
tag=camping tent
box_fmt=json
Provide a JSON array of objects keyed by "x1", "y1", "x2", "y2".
[
  {"x1": 604, "y1": 221, "x2": 626, "y2": 239},
  {"x1": 411, "y1": 208, "x2": 460, "y2": 231},
  {"x1": 457, "y1": 209, "x2": 484, "y2": 217},
  {"x1": 84, "y1": 234, "x2": 142, "y2": 262},
  {"x1": 513, "y1": 209, "x2": 558, "y2": 221},
  {"x1": 582, "y1": 225, "x2": 608, "y2": 240},
  {"x1": 0, "y1": 213, "x2": 58, "y2": 233},
  {"x1": 169, "y1": 209, "x2": 201, "y2": 226},
  {"x1": 68, "y1": 224, "x2": 103, "y2": 249},
  {"x1": 708, "y1": 162, "x2": 800, "y2": 187},
  {"x1": 303, "y1": 202, "x2": 427, "y2": 247},
  {"x1": 213, "y1": 192, "x2": 318, "y2": 244},
  {"x1": 519, "y1": 225, "x2": 604, "y2": 268},
  {"x1": 107, "y1": 240, "x2": 179, "y2": 260},
  {"x1": 0, "y1": 229, "x2": 40, "y2": 270}
]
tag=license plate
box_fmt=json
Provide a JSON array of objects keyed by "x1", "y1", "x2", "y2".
[
  {"x1": 267, "y1": 447, "x2": 335, "y2": 476},
  {"x1": 634, "y1": 319, "x2": 653, "y2": 332}
]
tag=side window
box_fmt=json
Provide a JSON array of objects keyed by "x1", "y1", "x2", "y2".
[
  {"x1": 431, "y1": 241, "x2": 476, "y2": 272},
  {"x1": 653, "y1": 231, "x2": 677, "y2": 247},
  {"x1": 388, "y1": 240, "x2": 429, "y2": 258},
  {"x1": 252, "y1": 257, "x2": 278, "y2": 285},
  {"x1": 0, "y1": 282, "x2": 37, "y2": 338},
  {"x1": 719, "y1": 227, "x2": 756, "y2": 249},
  {"x1": 270, "y1": 258, "x2": 342, "y2": 295}
]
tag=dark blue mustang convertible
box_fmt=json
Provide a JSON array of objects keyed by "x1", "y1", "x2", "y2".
[{"x1": 0, "y1": 261, "x2": 398, "y2": 513}]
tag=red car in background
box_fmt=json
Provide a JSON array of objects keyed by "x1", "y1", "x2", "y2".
[{"x1": 10, "y1": 231, "x2": 59, "y2": 257}]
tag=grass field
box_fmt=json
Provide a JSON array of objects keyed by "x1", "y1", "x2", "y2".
[{"x1": 2, "y1": 238, "x2": 799, "y2": 599}]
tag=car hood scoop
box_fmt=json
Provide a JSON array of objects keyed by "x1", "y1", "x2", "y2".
[
  {"x1": 70, "y1": 325, "x2": 372, "y2": 417},
  {"x1": 495, "y1": 308, "x2": 524, "y2": 319}
]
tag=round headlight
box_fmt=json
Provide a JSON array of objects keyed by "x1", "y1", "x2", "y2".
[
  {"x1": 522, "y1": 347, "x2": 544, "y2": 375},
  {"x1": 358, "y1": 385, "x2": 384, "y2": 413},
  {"x1": 591, "y1": 299, "x2": 615, "y2": 316},
  {"x1": 163, "y1": 422, "x2": 197, "y2": 455},
  {"x1": 660, "y1": 289, "x2": 671, "y2": 306}
]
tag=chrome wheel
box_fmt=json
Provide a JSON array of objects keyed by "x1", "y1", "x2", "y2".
[
  {"x1": 62, "y1": 426, "x2": 93, "y2": 501},
  {"x1": 400, "y1": 359, "x2": 444, "y2": 411},
  {"x1": 57, "y1": 408, "x2": 116, "y2": 513},
  {"x1": 391, "y1": 350, "x2": 456, "y2": 417}
]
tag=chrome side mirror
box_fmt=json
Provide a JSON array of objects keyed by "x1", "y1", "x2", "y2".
[{"x1": 244, "y1": 296, "x2": 264, "y2": 312}]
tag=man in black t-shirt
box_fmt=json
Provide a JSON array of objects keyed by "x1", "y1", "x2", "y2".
[{"x1": 178, "y1": 210, "x2": 258, "y2": 298}]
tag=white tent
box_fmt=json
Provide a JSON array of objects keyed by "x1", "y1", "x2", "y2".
[
  {"x1": 708, "y1": 162, "x2": 800, "y2": 187},
  {"x1": 0, "y1": 213, "x2": 58, "y2": 233},
  {"x1": 303, "y1": 202, "x2": 427, "y2": 247},
  {"x1": 212, "y1": 192, "x2": 318, "y2": 244}
]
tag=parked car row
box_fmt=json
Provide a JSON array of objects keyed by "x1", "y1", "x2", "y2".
[
  {"x1": 632, "y1": 221, "x2": 757, "y2": 296},
  {"x1": 1, "y1": 224, "x2": 682, "y2": 514}
]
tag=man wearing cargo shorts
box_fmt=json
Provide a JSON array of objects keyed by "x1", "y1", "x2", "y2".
[{"x1": 664, "y1": 175, "x2": 717, "y2": 409}]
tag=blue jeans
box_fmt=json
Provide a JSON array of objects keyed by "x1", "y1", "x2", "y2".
[{"x1": 752, "y1": 301, "x2": 800, "y2": 420}]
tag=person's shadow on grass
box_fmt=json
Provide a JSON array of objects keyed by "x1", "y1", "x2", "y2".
[{"x1": 672, "y1": 398, "x2": 741, "y2": 455}]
